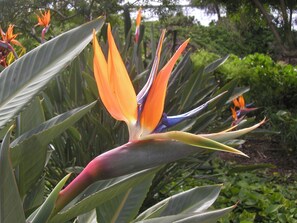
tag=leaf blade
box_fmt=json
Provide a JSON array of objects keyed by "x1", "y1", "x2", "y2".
[
  {"x1": 0, "y1": 126, "x2": 26, "y2": 223},
  {"x1": 0, "y1": 17, "x2": 105, "y2": 129}
]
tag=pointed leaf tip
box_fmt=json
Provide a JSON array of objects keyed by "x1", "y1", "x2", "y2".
[{"x1": 142, "y1": 131, "x2": 248, "y2": 157}]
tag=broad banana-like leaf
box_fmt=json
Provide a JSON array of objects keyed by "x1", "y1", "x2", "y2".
[
  {"x1": 203, "y1": 55, "x2": 229, "y2": 74},
  {"x1": 0, "y1": 17, "x2": 105, "y2": 129},
  {"x1": 76, "y1": 209, "x2": 97, "y2": 223},
  {"x1": 96, "y1": 173, "x2": 155, "y2": 223},
  {"x1": 227, "y1": 86, "x2": 250, "y2": 104},
  {"x1": 82, "y1": 71, "x2": 99, "y2": 98},
  {"x1": 211, "y1": 79, "x2": 239, "y2": 109},
  {"x1": 10, "y1": 101, "x2": 97, "y2": 166},
  {"x1": 134, "y1": 185, "x2": 222, "y2": 221},
  {"x1": 30, "y1": 174, "x2": 71, "y2": 223},
  {"x1": 179, "y1": 68, "x2": 205, "y2": 111},
  {"x1": 50, "y1": 169, "x2": 159, "y2": 223},
  {"x1": 0, "y1": 124, "x2": 11, "y2": 140},
  {"x1": 10, "y1": 101, "x2": 96, "y2": 199},
  {"x1": 23, "y1": 177, "x2": 45, "y2": 216},
  {"x1": 17, "y1": 96, "x2": 45, "y2": 136},
  {"x1": 0, "y1": 126, "x2": 26, "y2": 223},
  {"x1": 15, "y1": 97, "x2": 46, "y2": 198},
  {"x1": 135, "y1": 205, "x2": 235, "y2": 223}
]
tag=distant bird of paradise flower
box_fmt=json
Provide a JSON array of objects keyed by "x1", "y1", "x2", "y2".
[
  {"x1": 35, "y1": 10, "x2": 51, "y2": 43},
  {"x1": 231, "y1": 95, "x2": 258, "y2": 126},
  {"x1": 134, "y1": 8, "x2": 142, "y2": 43},
  {"x1": 0, "y1": 24, "x2": 23, "y2": 67}
]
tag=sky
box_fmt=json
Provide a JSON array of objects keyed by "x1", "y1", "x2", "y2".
[
  {"x1": 124, "y1": 0, "x2": 219, "y2": 26},
  {"x1": 124, "y1": 1, "x2": 297, "y2": 29}
]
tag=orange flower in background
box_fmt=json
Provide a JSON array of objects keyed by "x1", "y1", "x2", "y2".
[
  {"x1": 134, "y1": 8, "x2": 142, "y2": 43},
  {"x1": 35, "y1": 10, "x2": 51, "y2": 43},
  {"x1": 233, "y1": 95, "x2": 245, "y2": 109},
  {"x1": 0, "y1": 24, "x2": 23, "y2": 47},
  {"x1": 231, "y1": 107, "x2": 237, "y2": 121},
  {"x1": 0, "y1": 24, "x2": 23, "y2": 67},
  {"x1": 36, "y1": 10, "x2": 51, "y2": 28},
  {"x1": 231, "y1": 95, "x2": 258, "y2": 126}
]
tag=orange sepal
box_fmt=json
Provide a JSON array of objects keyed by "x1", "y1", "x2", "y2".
[
  {"x1": 238, "y1": 95, "x2": 245, "y2": 108},
  {"x1": 136, "y1": 8, "x2": 142, "y2": 27},
  {"x1": 233, "y1": 95, "x2": 245, "y2": 109},
  {"x1": 93, "y1": 31, "x2": 124, "y2": 121},
  {"x1": 231, "y1": 107, "x2": 237, "y2": 120},
  {"x1": 107, "y1": 24, "x2": 137, "y2": 124},
  {"x1": 232, "y1": 98, "x2": 240, "y2": 108},
  {"x1": 140, "y1": 38, "x2": 190, "y2": 133}
]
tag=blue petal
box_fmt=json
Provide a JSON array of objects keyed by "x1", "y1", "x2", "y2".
[
  {"x1": 154, "y1": 102, "x2": 208, "y2": 133},
  {"x1": 153, "y1": 92, "x2": 227, "y2": 133}
]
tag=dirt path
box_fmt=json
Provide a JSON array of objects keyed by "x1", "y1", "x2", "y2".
[{"x1": 220, "y1": 137, "x2": 297, "y2": 177}]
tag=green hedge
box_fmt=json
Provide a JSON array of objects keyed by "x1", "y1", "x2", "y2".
[{"x1": 192, "y1": 52, "x2": 297, "y2": 110}]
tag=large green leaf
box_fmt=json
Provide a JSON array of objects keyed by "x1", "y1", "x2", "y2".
[
  {"x1": 50, "y1": 169, "x2": 159, "y2": 223},
  {"x1": 30, "y1": 174, "x2": 71, "y2": 223},
  {"x1": 0, "y1": 17, "x2": 105, "y2": 129},
  {"x1": 0, "y1": 126, "x2": 26, "y2": 223},
  {"x1": 203, "y1": 55, "x2": 229, "y2": 74},
  {"x1": 96, "y1": 172, "x2": 155, "y2": 223},
  {"x1": 76, "y1": 209, "x2": 97, "y2": 223},
  {"x1": 15, "y1": 97, "x2": 46, "y2": 198},
  {"x1": 135, "y1": 185, "x2": 222, "y2": 221},
  {"x1": 0, "y1": 124, "x2": 11, "y2": 140},
  {"x1": 10, "y1": 101, "x2": 97, "y2": 166},
  {"x1": 17, "y1": 96, "x2": 45, "y2": 136},
  {"x1": 10, "y1": 101, "x2": 96, "y2": 201},
  {"x1": 135, "y1": 205, "x2": 235, "y2": 223},
  {"x1": 23, "y1": 177, "x2": 46, "y2": 216}
]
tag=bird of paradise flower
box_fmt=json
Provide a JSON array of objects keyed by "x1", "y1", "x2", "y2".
[
  {"x1": 35, "y1": 10, "x2": 51, "y2": 43},
  {"x1": 0, "y1": 24, "x2": 24, "y2": 67},
  {"x1": 53, "y1": 22, "x2": 265, "y2": 213},
  {"x1": 231, "y1": 95, "x2": 258, "y2": 126}
]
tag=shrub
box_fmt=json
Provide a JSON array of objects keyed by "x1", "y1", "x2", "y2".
[{"x1": 192, "y1": 51, "x2": 297, "y2": 110}]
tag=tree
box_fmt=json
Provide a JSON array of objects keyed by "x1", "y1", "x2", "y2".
[
  {"x1": 0, "y1": 0, "x2": 123, "y2": 48},
  {"x1": 191, "y1": 0, "x2": 297, "y2": 61},
  {"x1": 251, "y1": 0, "x2": 297, "y2": 59},
  {"x1": 191, "y1": 0, "x2": 223, "y2": 20}
]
